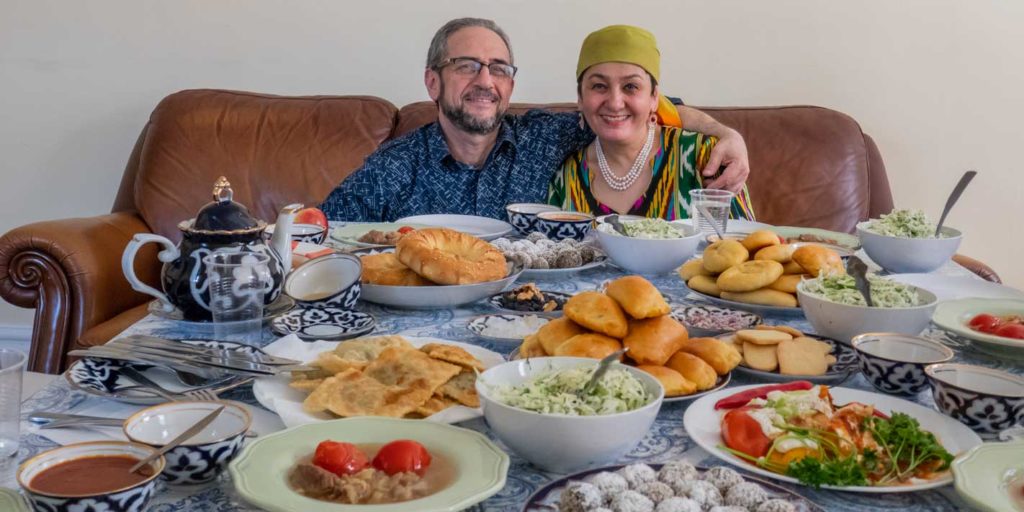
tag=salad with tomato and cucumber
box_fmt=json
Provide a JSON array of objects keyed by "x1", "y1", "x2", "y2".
[{"x1": 715, "y1": 382, "x2": 954, "y2": 488}]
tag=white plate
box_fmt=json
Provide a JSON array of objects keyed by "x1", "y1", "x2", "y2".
[
  {"x1": 466, "y1": 313, "x2": 550, "y2": 346},
  {"x1": 252, "y1": 335, "x2": 506, "y2": 428},
  {"x1": 329, "y1": 222, "x2": 435, "y2": 248},
  {"x1": 684, "y1": 384, "x2": 983, "y2": 492},
  {"x1": 394, "y1": 214, "x2": 515, "y2": 241},
  {"x1": 932, "y1": 298, "x2": 1024, "y2": 357},
  {"x1": 684, "y1": 284, "x2": 804, "y2": 317},
  {"x1": 888, "y1": 274, "x2": 1024, "y2": 303},
  {"x1": 518, "y1": 256, "x2": 607, "y2": 280}
]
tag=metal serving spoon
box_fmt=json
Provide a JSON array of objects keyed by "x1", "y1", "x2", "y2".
[
  {"x1": 934, "y1": 170, "x2": 977, "y2": 237},
  {"x1": 605, "y1": 214, "x2": 629, "y2": 236},
  {"x1": 578, "y1": 348, "x2": 629, "y2": 397},
  {"x1": 845, "y1": 256, "x2": 874, "y2": 307}
]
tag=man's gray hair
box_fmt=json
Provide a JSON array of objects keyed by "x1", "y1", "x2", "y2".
[{"x1": 426, "y1": 18, "x2": 514, "y2": 69}]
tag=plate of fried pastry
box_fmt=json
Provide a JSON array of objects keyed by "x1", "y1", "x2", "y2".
[
  {"x1": 514, "y1": 275, "x2": 739, "y2": 401},
  {"x1": 253, "y1": 334, "x2": 506, "y2": 428},
  {"x1": 352, "y1": 227, "x2": 522, "y2": 308},
  {"x1": 679, "y1": 229, "x2": 847, "y2": 316}
]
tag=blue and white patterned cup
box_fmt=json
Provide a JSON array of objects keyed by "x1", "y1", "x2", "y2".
[
  {"x1": 851, "y1": 333, "x2": 954, "y2": 396},
  {"x1": 925, "y1": 363, "x2": 1024, "y2": 436},
  {"x1": 124, "y1": 401, "x2": 251, "y2": 485},
  {"x1": 505, "y1": 203, "x2": 561, "y2": 235},
  {"x1": 535, "y1": 211, "x2": 594, "y2": 242},
  {"x1": 284, "y1": 253, "x2": 362, "y2": 310},
  {"x1": 18, "y1": 441, "x2": 164, "y2": 512}
]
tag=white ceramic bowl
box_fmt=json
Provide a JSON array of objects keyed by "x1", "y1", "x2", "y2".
[
  {"x1": 594, "y1": 220, "x2": 703, "y2": 275},
  {"x1": 284, "y1": 253, "x2": 361, "y2": 309},
  {"x1": 476, "y1": 357, "x2": 664, "y2": 474},
  {"x1": 856, "y1": 222, "x2": 963, "y2": 273},
  {"x1": 796, "y1": 280, "x2": 938, "y2": 343},
  {"x1": 925, "y1": 363, "x2": 1024, "y2": 436},
  {"x1": 124, "y1": 401, "x2": 251, "y2": 484}
]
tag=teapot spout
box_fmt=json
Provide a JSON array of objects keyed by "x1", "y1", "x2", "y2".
[{"x1": 271, "y1": 203, "x2": 304, "y2": 275}]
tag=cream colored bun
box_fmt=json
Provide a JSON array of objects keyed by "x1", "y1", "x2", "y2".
[
  {"x1": 687, "y1": 275, "x2": 722, "y2": 297},
  {"x1": 716, "y1": 260, "x2": 785, "y2": 293},
  {"x1": 678, "y1": 258, "x2": 713, "y2": 281},
  {"x1": 563, "y1": 291, "x2": 629, "y2": 338},
  {"x1": 360, "y1": 253, "x2": 435, "y2": 286},
  {"x1": 624, "y1": 315, "x2": 690, "y2": 366},
  {"x1": 741, "y1": 229, "x2": 781, "y2": 252},
  {"x1": 677, "y1": 337, "x2": 742, "y2": 375},
  {"x1": 792, "y1": 245, "x2": 844, "y2": 278},
  {"x1": 754, "y1": 244, "x2": 796, "y2": 264},
  {"x1": 720, "y1": 289, "x2": 799, "y2": 308},
  {"x1": 396, "y1": 228, "x2": 507, "y2": 285},
  {"x1": 666, "y1": 351, "x2": 719, "y2": 390},
  {"x1": 782, "y1": 260, "x2": 806, "y2": 275},
  {"x1": 553, "y1": 333, "x2": 623, "y2": 359},
  {"x1": 702, "y1": 240, "x2": 749, "y2": 273},
  {"x1": 606, "y1": 275, "x2": 670, "y2": 319},
  {"x1": 536, "y1": 317, "x2": 588, "y2": 355},
  {"x1": 637, "y1": 365, "x2": 696, "y2": 397},
  {"x1": 767, "y1": 274, "x2": 807, "y2": 294}
]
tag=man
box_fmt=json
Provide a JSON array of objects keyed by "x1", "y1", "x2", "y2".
[{"x1": 321, "y1": 18, "x2": 750, "y2": 221}]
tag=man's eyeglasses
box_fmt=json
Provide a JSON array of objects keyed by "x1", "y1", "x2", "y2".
[{"x1": 436, "y1": 57, "x2": 517, "y2": 79}]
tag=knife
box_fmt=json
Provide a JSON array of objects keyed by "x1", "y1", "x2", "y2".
[
  {"x1": 129, "y1": 406, "x2": 225, "y2": 474},
  {"x1": 79, "y1": 344, "x2": 313, "y2": 373},
  {"x1": 69, "y1": 348, "x2": 311, "y2": 375},
  {"x1": 107, "y1": 338, "x2": 298, "y2": 368},
  {"x1": 122, "y1": 335, "x2": 300, "y2": 366}
]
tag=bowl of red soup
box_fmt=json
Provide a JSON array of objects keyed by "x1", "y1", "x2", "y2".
[{"x1": 17, "y1": 440, "x2": 164, "y2": 512}]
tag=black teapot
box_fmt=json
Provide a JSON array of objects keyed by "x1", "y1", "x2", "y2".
[{"x1": 122, "y1": 177, "x2": 301, "y2": 321}]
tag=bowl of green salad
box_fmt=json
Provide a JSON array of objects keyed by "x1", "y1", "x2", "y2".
[
  {"x1": 475, "y1": 357, "x2": 663, "y2": 474},
  {"x1": 856, "y1": 209, "x2": 962, "y2": 273},
  {"x1": 796, "y1": 273, "x2": 939, "y2": 343},
  {"x1": 594, "y1": 217, "x2": 703, "y2": 275}
]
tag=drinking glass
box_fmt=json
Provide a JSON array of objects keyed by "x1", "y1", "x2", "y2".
[
  {"x1": 689, "y1": 189, "x2": 735, "y2": 235},
  {"x1": 204, "y1": 252, "x2": 272, "y2": 343},
  {"x1": 0, "y1": 349, "x2": 27, "y2": 458}
]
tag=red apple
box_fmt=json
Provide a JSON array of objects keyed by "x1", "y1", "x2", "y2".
[{"x1": 294, "y1": 207, "x2": 328, "y2": 228}]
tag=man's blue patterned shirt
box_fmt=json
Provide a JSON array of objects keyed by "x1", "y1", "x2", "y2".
[{"x1": 320, "y1": 110, "x2": 587, "y2": 221}]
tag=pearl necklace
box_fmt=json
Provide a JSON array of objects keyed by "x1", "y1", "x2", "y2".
[{"x1": 595, "y1": 123, "x2": 656, "y2": 191}]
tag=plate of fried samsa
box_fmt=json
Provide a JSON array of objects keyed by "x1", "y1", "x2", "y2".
[{"x1": 253, "y1": 334, "x2": 506, "y2": 428}]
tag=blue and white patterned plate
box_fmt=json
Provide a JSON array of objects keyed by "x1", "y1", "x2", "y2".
[
  {"x1": 718, "y1": 331, "x2": 858, "y2": 385},
  {"x1": 270, "y1": 306, "x2": 376, "y2": 341},
  {"x1": 65, "y1": 339, "x2": 258, "y2": 405},
  {"x1": 467, "y1": 313, "x2": 550, "y2": 346},
  {"x1": 486, "y1": 290, "x2": 571, "y2": 317}
]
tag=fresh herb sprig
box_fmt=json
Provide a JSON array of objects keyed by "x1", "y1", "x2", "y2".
[
  {"x1": 786, "y1": 455, "x2": 868, "y2": 489},
  {"x1": 862, "y1": 412, "x2": 954, "y2": 484}
]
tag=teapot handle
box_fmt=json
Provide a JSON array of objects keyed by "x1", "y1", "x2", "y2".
[{"x1": 121, "y1": 233, "x2": 180, "y2": 312}]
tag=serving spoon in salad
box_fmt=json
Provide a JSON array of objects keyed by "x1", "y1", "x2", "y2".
[
  {"x1": 934, "y1": 170, "x2": 977, "y2": 237},
  {"x1": 845, "y1": 256, "x2": 874, "y2": 307},
  {"x1": 579, "y1": 348, "x2": 629, "y2": 397}
]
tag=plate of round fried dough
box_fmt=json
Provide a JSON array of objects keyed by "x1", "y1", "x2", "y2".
[
  {"x1": 253, "y1": 334, "x2": 506, "y2": 428},
  {"x1": 717, "y1": 325, "x2": 858, "y2": 384}
]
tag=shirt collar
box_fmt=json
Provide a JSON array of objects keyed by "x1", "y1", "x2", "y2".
[{"x1": 426, "y1": 116, "x2": 517, "y2": 169}]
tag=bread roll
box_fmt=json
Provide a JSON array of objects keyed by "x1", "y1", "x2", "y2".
[
  {"x1": 624, "y1": 315, "x2": 689, "y2": 366},
  {"x1": 767, "y1": 274, "x2": 806, "y2": 294},
  {"x1": 360, "y1": 253, "x2": 435, "y2": 286},
  {"x1": 688, "y1": 275, "x2": 722, "y2": 297},
  {"x1": 666, "y1": 352, "x2": 718, "y2": 391},
  {"x1": 720, "y1": 289, "x2": 799, "y2": 308},
  {"x1": 564, "y1": 291, "x2": 629, "y2": 338},
  {"x1": 519, "y1": 333, "x2": 547, "y2": 358},
  {"x1": 792, "y1": 245, "x2": 844, "y2": 278},
  {"x1": 606, "y1": 275, "x2": 670, "y2": 319},
  {"x1": 637, "y1": 365, "x2": 696, "y2": 397},
  {"x1": 396, "y1": 228, "x2": 507, "y2": 285},
  {"x1": 702, "y1": 240, "x2": 749, "y2": 273},
  {"x1": 755, "y1": 244, "x2": 796, "y2": 264},
  {"x1": 741, "y1": 230, "x2": 780, "y2": 252},
  {"x1": 537, "y1": 317, "x2": 588, "y2": 355},
  {"x1": 782, "y1": 260, "x2": 806, "y2": 275},
  {"x1": 716, "y1": 260, "x2": 785, "y2": 293},
  {"x1": 677, "y1": 337, "x2": 742, "y2": 375},
  {"x1": 553, "y1": 333, "x2": 623, "y2": 359},
  {"x1": 678, "y1": 258, "x2": 713, "y2": 281}
]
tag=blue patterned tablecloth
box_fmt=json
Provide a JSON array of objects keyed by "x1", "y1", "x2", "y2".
[{"x1": 4, "y1": 258, "x2": 1020, "y2": 511}]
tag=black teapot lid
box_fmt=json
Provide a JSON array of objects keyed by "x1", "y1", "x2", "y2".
[{"x1": 184, "y1": 177, "x2": 265, "y2": 234}]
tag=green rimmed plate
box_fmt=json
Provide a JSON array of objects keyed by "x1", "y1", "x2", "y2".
[
  {"x1": 0, "y1": 488, "x2": 28, "y2": 512},
  {"x1": 933, "y1": 298, "x2": 1024, "y2": 357},
  {"x1": 330, "y1": 222, "x2": 436, "y2": 248},
  {"x1": 769, "y1": 225, "x2": 861, "y2": 254},
  {"x1": 229, "y1": 417, "x2": 509, "y2": 512},
  {"x1": 952, "y1": 440, "x2": 1024, "y2": 512}
]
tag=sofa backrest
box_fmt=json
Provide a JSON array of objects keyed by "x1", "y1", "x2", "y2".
[
  {"x1": 394, "y1": 101, "x2": 892, "y2": 233},
  {"x1": 121, "y1": 89, "x2": 398, "y2": 240}
]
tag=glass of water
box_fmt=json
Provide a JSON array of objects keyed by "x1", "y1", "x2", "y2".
[
  {"x1": 204, "y1": 252, "x2": 272, "y2": 343},
  {"x1": 0, "y1": 348, "x2": 27, "y2": 458},
  {"x1": 689, "y1": 189, "x2": 735, "y2": 235}
]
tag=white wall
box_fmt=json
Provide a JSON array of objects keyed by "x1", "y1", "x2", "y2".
[{"x1": 1, "y1": 0, "x2": 1022, "y2": 334}]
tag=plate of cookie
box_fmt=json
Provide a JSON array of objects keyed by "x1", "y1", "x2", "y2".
[{"x1": 716, "y1": 325, "x2": 858, "y2": 384}]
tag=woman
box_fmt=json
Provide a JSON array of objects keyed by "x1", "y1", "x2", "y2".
[{"x1": 548, "y1": 25, "x2": 754, "y2": 221}]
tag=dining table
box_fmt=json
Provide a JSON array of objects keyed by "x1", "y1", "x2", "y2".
[{"x1": 2, "y1": 239, "x2": 1019, "y2": 512}]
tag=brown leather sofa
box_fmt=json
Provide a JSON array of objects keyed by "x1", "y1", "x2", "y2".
[{"x1": 0, "y1": 89, "x2": 999, "y2": 374}]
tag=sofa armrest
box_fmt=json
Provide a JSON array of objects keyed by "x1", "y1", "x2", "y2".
[
  {"x1": 953, "y1": 253, "x2": 1001, "y2": 284},
  {"x1": 0, "y1": 212, "x2": 159, "y2": 373}
]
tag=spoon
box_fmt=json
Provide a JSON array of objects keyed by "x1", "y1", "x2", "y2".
[
  {"x1": 605, "y1": 214, "x2": 629, "y2": 236},
  {"x1": 129, "y1": 406, "x2": 224, "y2": 474},
  {"x1": 697, "y1": 204, "x2": 727, "y2": 241},
  {"x1": 845, "y1": 256, "x2": 874, "y2": 307},
  {"x1": 579, "y1": 348, "x2": 629, "y2": 397},
  {"x1": 934, "y1": 170, "x2": 977, "y2": 237}
]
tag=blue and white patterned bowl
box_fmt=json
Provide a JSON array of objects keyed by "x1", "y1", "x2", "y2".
[
  {"x1": 925, "y1": 363, "x2": 1024, "y2": 436},
  {"x1": 535, "y1": 211, "x2": 594, "y2": 241},
  {"x1": 851, "y1": 333, "x2": 955, "y2": 395},
  {"x1": 284, "y1": 253, "x2": 361, "y2": 310},
  {"x1": 124, "y1": 401, "x2": 251, "y2": 485},
  {"x1": 505, "y1": 203, "x2": 560, "y2": 235},
  {"x1": 264, "y1": 223, "x2": 327, "y2": 245},
  {"x1": 270, "y1": 306, "x2": 375, "y2": 341},
  {"x1": 17, "y1": 441, "x2": 164, "y2": 512}
]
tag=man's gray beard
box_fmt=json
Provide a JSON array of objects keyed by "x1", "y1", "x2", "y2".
[{"x1": 438, "y1": 84, "x2": 505, "y2": 135}]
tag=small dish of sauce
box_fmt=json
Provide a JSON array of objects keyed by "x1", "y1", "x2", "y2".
[{"x1": 30, "y1": 455, "x2": 156, "y2": 496}]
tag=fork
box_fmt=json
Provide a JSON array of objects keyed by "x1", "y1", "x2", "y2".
[{"x1": 119, "y1": 367, "x2": 220, "y2": 402}]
